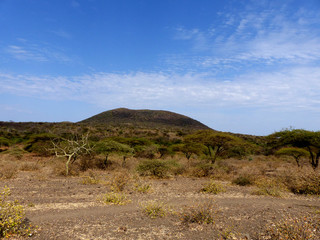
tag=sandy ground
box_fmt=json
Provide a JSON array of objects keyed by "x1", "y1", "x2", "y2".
[{"x1": 1, "y1": 171, "x2": 319, "y2": 240}]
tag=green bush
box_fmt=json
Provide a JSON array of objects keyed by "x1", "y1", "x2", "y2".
[
  {"x1": 24, "y1": 133, "x2": 56, "y2": 156},
  {"x1": 136, "y1": 159, "x2": 170, "y2": 178},
  {"x1": 0, "y1": 187, "x2": 36, "y2": 238},
  {"x1": 0, "y1": 137, "x2": 10, "y2": 148}
]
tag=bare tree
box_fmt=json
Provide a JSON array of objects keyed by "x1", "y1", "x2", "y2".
[{"x1": 51, "y1": 133, "x2": 92, "y2": 176}]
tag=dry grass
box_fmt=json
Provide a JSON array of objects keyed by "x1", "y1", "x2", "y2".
[
  {"x1": 81, "y1": 170, "x2": 101, "y2": 185},
  {"x1": 101, "y1": 192, "x2": 130, "y2": 205},
  {"x1": 200, "y1": 180, "x2": 226, "y2": 194},
  {"x1": 0, "y1": 162, "x2": 19, "y2": 179},
  {"x1": 252, "y1": 177, "x2": 287, "y2": 197},
  {"x1": 140, "y1": 200, "x2": 168, "y2": 218},
  {"x1": 232, "y1": 174, "x2": 255, "y2": 186},
  {"x1": 108, "y1": 171, "x2": 131, "y2": 192},
  {"x1": 280, "y1": 168, "x2": 320, "y2": 195},
  {"x1": 181, "y1": 201, "x2": 216, "y2": 225},
  {"x1": 261, "y1": 214, "x2": 320, "y2": 239},
  {"x1": 19, "y1": 162, "x2": 40, "y2": 172}
]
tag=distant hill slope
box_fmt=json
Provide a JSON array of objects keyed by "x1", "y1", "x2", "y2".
[{"x1": 79, "y1": 108, "x2": 210, "y2": 130}]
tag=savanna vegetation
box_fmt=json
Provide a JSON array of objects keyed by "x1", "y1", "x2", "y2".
[{"x1": 0, "y1": 119, "x2": 319, "y2": 239}]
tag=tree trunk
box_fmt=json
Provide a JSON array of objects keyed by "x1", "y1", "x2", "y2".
[
  {"x1": 314, "y1": 152, "x2": 320, "y2": 169},
  {"x1": 103, "y1": 154, "x2": 109, "y2": 168},
  {"x1": 66, "y1": 155, "x2": 73, "y2": 176},
  {"x1": 122, "y1": 156, "x2": 127, "y2": 167},
  {"x1": 208, "y1": 146, "x2": 219, "y2": 164},
  {"x1": 294, "y1": 156, "x2": 301, "y2": 168},
  {"x1": 307, "y1": 146, "x2": 316, "y2": 169}
]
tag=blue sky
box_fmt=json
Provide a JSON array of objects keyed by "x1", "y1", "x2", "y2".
[{"x1": 1, "y1": 0, "x2": 320, "y2": 135}]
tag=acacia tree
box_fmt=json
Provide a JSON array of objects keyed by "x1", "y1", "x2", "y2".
[
  {"x1": 94, "y1": 140, "x2": 134, "y2": 168},
  {"x1": 51, "y1": 133, "x2": 92, "y2": 176},
  {"x1": 186, "y1": 130, "x2": 240, "y2": 164},
  {"x1": 268, "y1": 129, "x2": 320, "y2": 169},
  {"x1": 275, "y1": 147, "x2": 310, "y2": 168},
  {"x1": 172, "y1": 142, "x2": 204, "y2": 164}
]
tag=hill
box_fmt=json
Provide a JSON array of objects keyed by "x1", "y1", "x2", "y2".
[{"x1": 78, "y1": 108, "x2": 210, "y2": 130}]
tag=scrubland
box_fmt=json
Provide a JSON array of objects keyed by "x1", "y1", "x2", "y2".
[{"x1": 0, "y1": 123, "x2": 319, "y2": 239}]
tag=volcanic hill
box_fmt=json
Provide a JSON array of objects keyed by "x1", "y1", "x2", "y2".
[{"x1": 79, "y1": 108, "x2": 210, "y2": 130}]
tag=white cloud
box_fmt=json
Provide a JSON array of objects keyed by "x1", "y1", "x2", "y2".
[
  {"x1": 171, "y1": 3, "x2": 320, "y2": 69},
  {"x1": 7, "y1": 45, "x2": 48, "y2": 62},
  {"x1": 1, "y1": 66, "x2": 320, "y2": 113},
  {"x1": 5, "y1": 41, "x2": 72, "y2": 63},
  {"x1": 50, "y1": 30, "x2": 72, "y2": 39}
]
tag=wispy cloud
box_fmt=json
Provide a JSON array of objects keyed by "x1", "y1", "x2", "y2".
[
  {"x1": 170, "y1": 3, "x2": 320, "y2": 70},
  {"x1": 5, "y1": 40, "x2": 72, "y2": 63},
  {"x1": 1, "y1": 66, "x2": 320, "y2": 112},
  {"x1": 50, "y1": 30, "x2": 72, "y2": 39},
  {"x1": 6, "y1": 45, "x2": 48, "y2": 62}
]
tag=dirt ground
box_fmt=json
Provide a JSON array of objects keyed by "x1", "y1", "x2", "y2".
[{"x1": 1, "y1": 169, "x2": 319, "y2": 240}]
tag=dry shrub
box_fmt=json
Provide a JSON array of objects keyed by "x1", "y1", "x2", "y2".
[
  {"x1": 200, "y1": 180, "x2": 226, "y2": 194},
  {"x1": 81, "y1": 170, "x2": 100, "y2": 185},
  {"x1": 190, "y1": 162, "x2": 214, "y2": 177},
  {"x1": 281, "y1": 170, "x2": 320, "y2": 195},
  {"x1": 19, "y1": 162, "x2": 40, "y2": 172},
  {"x1": 52, "y1": 158, "x2": 80, "y2": 176},
  {"x1": 0, "y1": 163, "x2": 18, "y2": 179},
  {"x1": 181, "y1": 201, "x2": 216, "y2": 225},
  {"x1": 237, "y1": 165, "x2": 264, "y2": 178},
  {"x1": 232, "y1": 174, "x2": 255, "y2": 186},
  {"x1": 6, "y1": 148, "x2": 26, "y2": 160},
  {"x1": 261, "y1": 214, "x2": 320, "y2": 240},
  {"x1": 109, "y1": 171, "x2": 131, "y2": 192},
  {"x1": 252, "y1": 177, "x2": 287, "y2": 197},
  {"x1": 93, "y1": 155, "x2": 115, "y2": 170}
]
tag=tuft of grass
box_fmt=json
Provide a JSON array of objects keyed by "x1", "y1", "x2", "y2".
[
  {"x1": 109, "y1": 171, "x2": 131, "y2": 192},
  {"x1": 81, "y1": 175, "x2": 100, "y2": 185},
  {"x1": 101, "y1": 192, "x2": 130, "y2": 205},
  {"x1": 19, "y1": 162, "x2": 40, "y2": 172},
  {"x1": 0, "y1": 186, "x2": 37, "y2": 238},
  {"x1": 200, "y1": 180, "x2": 225, "y2": 194},
  {"x1": 181, "y1": 201, "x2": 216, "y2": 225},
  {"x1": 134, "y1": 182, "x2": 152, "y2": 193},
  {"x1": 140, "y1": 200, "x2": 167, "y2": 219},
  {"x1": 0, "y1": 163, "x2": 18, "y2": 179},
  {"x1": 261, "y1": 215, "x2": 320, "y2": 240}
]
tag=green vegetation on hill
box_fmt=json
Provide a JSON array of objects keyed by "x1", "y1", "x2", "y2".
[{"x1": 79, "y1": 108, "x2": 210, "y2": 130}]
